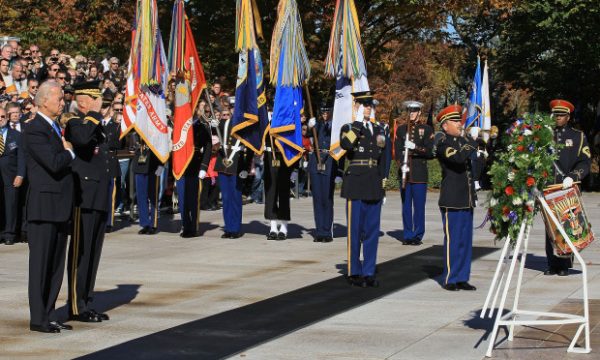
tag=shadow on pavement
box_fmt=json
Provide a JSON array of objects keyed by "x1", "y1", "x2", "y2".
[
  {"x1": 56, "y1": 284, "x2": 141, "y2": 322},
  {"x1": 78, "y1": 246, "x2": 495, "y2": 360}
]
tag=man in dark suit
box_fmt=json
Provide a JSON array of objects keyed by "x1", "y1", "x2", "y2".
[
  {"x1": 63, "y1": 81, "x2": 111, "y2": 323},
  {"x1": 23, "y1": 80, "x2": 75, "y2": 333},
  {"x1": 0, "y1": 106, "x2": 26, "y2": 245}
]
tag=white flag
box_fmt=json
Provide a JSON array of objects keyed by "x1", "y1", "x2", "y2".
[{"x1": 482, "y1": 60, "x2": 491, "y2": 130}]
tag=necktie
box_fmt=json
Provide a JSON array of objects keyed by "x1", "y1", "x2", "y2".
[
  {"x1": 52, "y1": 121, "x2": 62, "y2": 137},
  {"x1": 10, "y1": 122, "x2": 16, "y2": 130},
  {"x1": 0, "y1": 130, "x2": 5, "y2": 155}
]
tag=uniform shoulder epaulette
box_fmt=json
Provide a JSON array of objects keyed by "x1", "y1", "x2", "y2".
[
  {"x1": 60, "y1": 112, "x2": 78, "y2": 127},
  {"x1": 24, "y1": 118, "x2": 35, "y2": 124}
]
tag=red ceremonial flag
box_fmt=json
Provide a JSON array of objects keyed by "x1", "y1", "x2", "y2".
[
  {"x1": 184, "y1": 15, "x2": 206, "y2": 111},
  {"x1": 172, "y1": 82, "x2": 194, "y2": 180}
]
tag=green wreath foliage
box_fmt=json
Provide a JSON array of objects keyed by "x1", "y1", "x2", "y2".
[{"x1": 487, "y1": 113, "x2": 559, "y2": 243}]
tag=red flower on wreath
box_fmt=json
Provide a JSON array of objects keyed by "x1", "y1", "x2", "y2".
[
  {"x1": 517, "y1": 145, "x2": 525, "y2": 152},
  {"x1": 542, "y1": 170, "x2": 548, "y2": 178},
  {"x1": 505, "y1": 186, "x2": 514, "y2": 196},
  {"x1": 518, "y1": 136, "x2": 524, "y2": 142},
  {"x1": 526, "y1": 177, "x2": 535, "y2": 187},
  {"x1": 502, "y1": 206, "x2": 510, "y2": 215},
  {"x1": 525, "y1": 205, "x2": 534, "y2": 213}
]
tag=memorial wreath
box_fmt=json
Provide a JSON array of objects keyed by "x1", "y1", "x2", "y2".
[{"x1": 487, "y1": 113, "x2": 559, "y2": 244}]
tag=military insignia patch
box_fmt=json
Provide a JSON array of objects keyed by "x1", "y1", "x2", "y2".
[
  {"x1": 565, "y1": 139, "x2": 573, "y2": 147},
  {"x1": 582, "y1": 146, "x2": 591, "y2": 158},
  {"x1": 445, "y1": 148, "x2": 457, "y2": 158}
]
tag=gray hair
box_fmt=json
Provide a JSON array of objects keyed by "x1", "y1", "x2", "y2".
[{"x1": 34, "y1": 81, "x2": 62, "y2": 107}]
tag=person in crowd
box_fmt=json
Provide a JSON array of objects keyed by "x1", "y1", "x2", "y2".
[{"x1": 0, "y1": 106, "x2": 25, "y2": 245}]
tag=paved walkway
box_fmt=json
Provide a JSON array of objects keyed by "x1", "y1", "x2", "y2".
[{"x1": 1, "y1": 192, "x2": 599, "y2": 359}]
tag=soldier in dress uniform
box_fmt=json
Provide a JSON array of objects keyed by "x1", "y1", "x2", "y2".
[
  {"x1": 340, "y1": 91, "x2": 387, "y2": 288},
  {"x1": 394, "y1": 101, "x2": 434, "y2": 245},
  {"x1": 101, "y1": 94, "x2": 122, "y2": 233},
  {"x1": 435, "y1": 105, "x2": 478, "y2": 291},
  {"x1": 177, "y1": 112, "x2": 212, "y2": 238},
  {"x1": 63, "y1": 80, "x2": 111, "y2": 322},
  {"x1": 132, "y1": 136, "x2": 162, "y2": 235},
  {"x1": 307, "y1": 106, "x2": 338, "y2": 243},
  {"x1": 213, "y1": 111, "x2": 250, "y2": 239},
  {"x1": 264, "y1": 133, "x2": 294, "y2": 240},
  {"x1": 545, "y1": 99, "x2": 591, "y2": 276}
]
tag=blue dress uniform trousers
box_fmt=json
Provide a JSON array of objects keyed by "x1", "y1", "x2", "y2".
[
  {"x1": 401, "y1": 182, "x2": 427, "y2": 241},
  {"x1": 106, "y1": 178, "x2": 118, "y2": 227},
  {"x1": 135, "y1": 173, "x2": 158, "y2": 228},
  {"x1": 346, "y1": 199, "x2": 382, "y2": 277},
  {"x1": 176, "y1": 176, "x2": 201, "y2": 233},
  {"x1": 219, "y1": 173, "x2": 243, "y2": 233},
  {"x1": 440, "y1": 208, "x2": 473, "y2": 285},
  {"x1": 309, "y1": 155, "x2": 335, "y2": 237}
]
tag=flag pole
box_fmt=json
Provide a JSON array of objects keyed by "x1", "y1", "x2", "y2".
[{"x1": 303, "y1": 83, "x2": 323, "y2": 171}]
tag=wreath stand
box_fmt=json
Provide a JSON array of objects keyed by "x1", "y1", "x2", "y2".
[{"x1": 481, "y1": 192, "x2": 591, "y2": 357}]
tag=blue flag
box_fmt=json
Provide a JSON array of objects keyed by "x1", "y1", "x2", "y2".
[
  {"x1": 231, "y1": 48, "x2": 269, "y2": 154},
  {"x1": 464, "y1": 56, "x2": 482, "y2": 128},
  {"x1": 270, "y1": 44, "x2": 304, "y2": 166}
]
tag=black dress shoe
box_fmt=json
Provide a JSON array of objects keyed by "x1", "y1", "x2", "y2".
[
  {"x1": 277, "y1": 232, "x2": 287, "y2": 240},
  {"x1": 313, "y1": 237, "x2": 323, "y2": 243},
  {"x1": 557, "y1": 269, "x2": 569, "y2": 277},
  {"x1": 89, "y1": 309, "x2": 109, "y2": 321},
  {"x1": 148, "y1": 227, "x2": 158, "y2": 235},
  {"x1": 138, "y1": 227, "x2": 150, "y2": 235},
  {"x1": 411, "y1": 240, "x2": 423, "y2": 246},
  {"x1": 267, "y1": 232, "x2": 278, "y2": 240},
  {"x1": 30, "y1": 323, "x2": 60, "y2": 333},
  {"x1": 229, "y1": 232, "x2": 242, "y2": 239},
  {"x1": 105, "y1": 226, "x2": 113, "y2": 233},
  {"x1": 180, "y1": 231, "x2": 198, "y2": 238},
  {"x1": 322, "y1": 236, "x2": 333, "y2": 243},
  {"x1": 364, "y1": 276, "x2": 379, "y2": 287},
  {"x1": 443, "y1": 283, "x2": 459, "y2": 291},
  {"x1": 543, "y1": 268, "x2": 557, "y2": 276},
  {"x1": 457, "y1": 282, "x2": 477, "y2": 291},
  {"x1": 50, "y1": 321, "x2": 73, "y2": 330},
  {"x1": 69, "y1": 311, "x2": 102, "y2": 322},
  {"x1": 221, "y1": 232, "x2": 232, "y2": 239},
  {"x1": 347, "y1": 275, "x2": 366, "y2": 288},
  {"x1": 401, "y1": 239, "x2": 413, "y2": 245},
  {"x1": 5, "y1": 238, "x2": 14, "y2": 245}
]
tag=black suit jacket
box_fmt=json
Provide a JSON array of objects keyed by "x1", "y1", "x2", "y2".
[
  {"x1": 0, "y1": 127, "x2": 26, "y2": 183},
  {"x1": 64, "y1": 111, "x2": 110, "y2": 212},
  {"x1": 22, "y1": 114, "x2": 74, "y2": 222}
]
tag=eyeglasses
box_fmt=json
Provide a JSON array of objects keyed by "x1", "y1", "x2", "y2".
[
  {"x1": 23, "y1": 51, "x2": 31, "y2": 56},
  {"x1": 221, "y1": 113, "x2": 231, "y2": 117},
  {"x1": 33, "y1": 61, "x2": 40, "y2": 64},
  {"x1": 25, "y1": 107, "x2": 33, "y2": 111},
  {"x1": 50, "y1": 53, "x2": 59, "y2": 56},
  {"x1": 113, "y1": 108, "x2": 123, "y2": 113},
  {"x1": 31, "y1": 49, "x2": 39, "y2": 53},
  {"x1": 30, "y1": 85, "x2": 38, "y2": 89},
  {"x1": 57, "y1": 76, "x2": 66, "y2": 80},
  {"x1": 0, "y1": 115, "x2": 5, "y2": 119}
]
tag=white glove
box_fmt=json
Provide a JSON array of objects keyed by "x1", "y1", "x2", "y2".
[
  {"x1": 308, "y1": 117, "x2": 316, "y2": 128},
  {"x1": 469, "y1": 127, "x2": 480, "y2": 140},
  {"x1": 404, "y1": 139, "x2": 416, "y2": 150},
  {"x1": 562, "y1": 176, "x2": 574, "y2": 189},
  {"x1": 210, "y1": 118, "x2": 219, "y2": 128},
  {"x1": 334, "y1": 176, "x2": 342, "y2": 184},
  {"x1": 302, "y1": 160, "x2": 308, "y2": 169},
  {"x1": 474, "y1": 181, "x2": 481, "y2": 191},
  {"x1": 154, "y1": 166, "x2": 164, "y2": 177},
  {"x1": 239, "y1": 170, "x2": 248, "y2": 179},
  {"x1": 382, "y1": 196, "x2": 387, "y2": 205},
  {"x1": 199, "y1": 170, "x2": 207, "y2": 179},
  {"x1": 401, "y1": 165, "x2": 410, "y2": 174}
]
